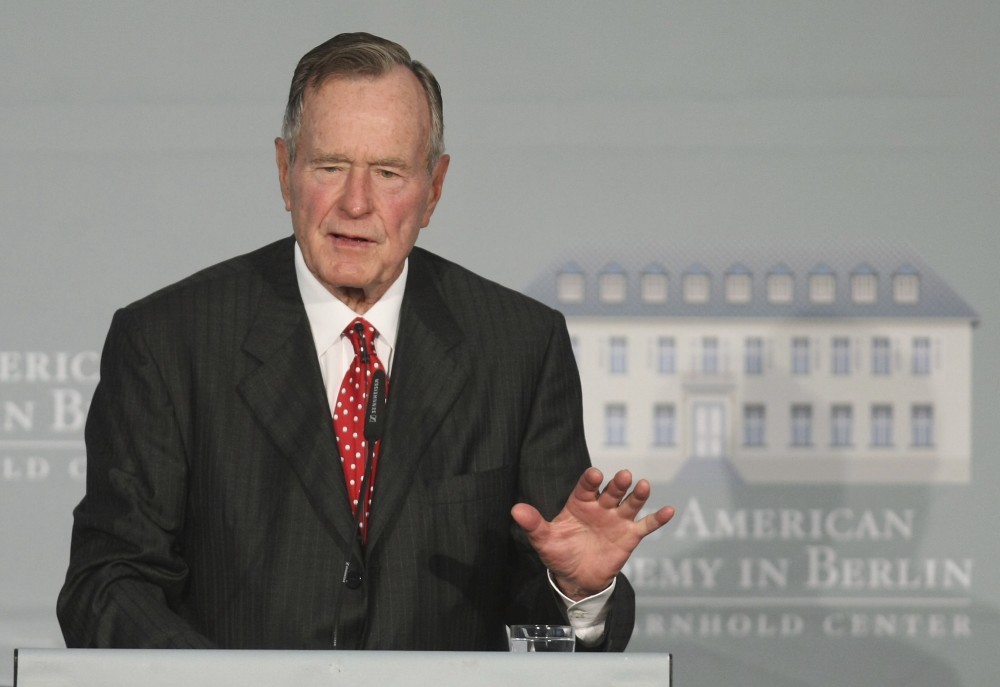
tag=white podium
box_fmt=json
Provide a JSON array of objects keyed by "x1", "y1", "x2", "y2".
[{"x1": 14, "y1": 649, "x2": 671, "y2": 686}]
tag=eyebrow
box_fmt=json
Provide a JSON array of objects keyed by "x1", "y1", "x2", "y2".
[
  {"x1": 371, "y1": 157, "x2": 411, "y2": 170},
  {"x1": 310, "y1": 153, "x2": 411, "y2": 171},
  {"x1": 310, "y1": 153, "x2": 351, "y2": 165}
]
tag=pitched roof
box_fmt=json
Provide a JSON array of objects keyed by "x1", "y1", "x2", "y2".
[{"x1": 524, "y1": 242, "x2": 978, "y2": 319}]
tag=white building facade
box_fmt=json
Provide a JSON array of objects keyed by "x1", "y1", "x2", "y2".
[{"x1": 527, "y1": 246, "x2": 977, "y2": 484}]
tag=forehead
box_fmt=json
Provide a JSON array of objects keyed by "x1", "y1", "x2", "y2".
[{"x1": 298, "y1": 67, "x2": 431, "y2": 154}]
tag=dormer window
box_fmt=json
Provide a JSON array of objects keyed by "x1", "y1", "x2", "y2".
[
  {"x1": 640, "y1": 264, "x2": 668, "y2": 304},
  {"x1": 808, "y1": 264, "x2": 836, "y2": 303},
  {"x1": 892, "y1": 266, "x2": 920, "y2": 304},
  {"x1": 682, "y1": 265, "x2": 711, "y2": 303},
  {"x1": 556, "y1": 265, "x2": 585, "y2": 303},
  {"x1": 766, "y1": 264, "x2": 794, "y2": 303},
  {"x1": 724, "y1": 264, "x2": 752, "y2": 304},
  {"x1": 851, "y1": 264, "x2": 878, "y2": 304},
  {"x1": 598, "y1": 264, "x2": 627, "y2": 303}
]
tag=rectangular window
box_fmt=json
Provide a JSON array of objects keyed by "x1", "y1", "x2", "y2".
[
  {"x1": 743, "y1": 404, "x2": 766, "y2": 447},
  {"x1": 609, "y1": 337, "x2": 628, "y2": 374},
  {"x1": 871, "y1": 404, "x2": 894, "y2": 447},
  {"x1": 791, "y1": 337, "x2": 810, "y2": 375},
  {"x1": 851, "y1": 274, "x2": 878, "y2": 303},
  {"x1": 912, "y1": 337, "x2": 931, "y2": 376},
  {"x1": 912, "y1": 404, "x2": 934, "y2": 447},
  {"x1": 791, "y1": 404, "x2": 813, "y2": 447},
  {"x1": 599, "y1": 273, "x2": 627, "y2": 303},
  {"x1": 893, "y1": 274, "x2": 920, "y2": 303},
  {"x1": 683, "y1": 274, "x2": 710, "y2": 303},
  {"x1": 653, "y1": 404, "x2": 676, "y2": 446},
  {"x1": 744, "y1": 337, "x2": 764, "y2": 375},
  {"x1": 657, "y1": 337, "x2": 676, "y2": 374},
  {"x1": 557, "y1": 272, "x2": 584, "y2": 303},
  {"x1": 725, "y1": 274, "x2": 752, "y2": 303},
  {"x1": 605, "y1": 404, "x2": 627, "y2": 446},
  {"x1": 810, "y1": 274, "x2": 835, "y2": 303},
  {"x1": 641, "y1": 273, "x2": 668, "y2": 303},
  {"x1": 702, "y1": 337, "x2": 719, "y2": 374},
  {"x1": 872, "y1": 337, "x2": 891, "y2": 376},
  {"x1": 767, "y1": 273, "x2": 793, "y2": 303},
  {"x1": 832, "y1": 337, "x2": 851, "y2": 376},
  {"x1": 831, "y1": 404, "x2": 853, "y2": 447}
]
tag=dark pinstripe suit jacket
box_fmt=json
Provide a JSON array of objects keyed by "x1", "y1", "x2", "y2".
[{"x1": 57, "y1": 237, "x2": 634, "y2": 651}]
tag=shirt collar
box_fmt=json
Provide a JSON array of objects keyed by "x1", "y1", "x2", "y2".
[{"x1": 294, "y1": 241, "x2": 406, "y2": 356}]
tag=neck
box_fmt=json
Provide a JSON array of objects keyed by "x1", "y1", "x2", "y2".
[
  {"x1": 324, "y1": 262, "x2": 406, "y2": 315},
  {"x1": 328, "y1": 285, "x2": 384, "y2": 315}
]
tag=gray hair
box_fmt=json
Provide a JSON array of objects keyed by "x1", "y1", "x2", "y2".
[{"x1": 281, "y1": 32, "x2": 445, "y2": 173}]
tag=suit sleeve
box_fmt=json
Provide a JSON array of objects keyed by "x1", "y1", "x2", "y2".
[
  {"x1": 506, "y1": 309, "x2": 635, "y2": 651},
  {"x1": 56, "y1": 307, "x2": 216, "y2": 648}
]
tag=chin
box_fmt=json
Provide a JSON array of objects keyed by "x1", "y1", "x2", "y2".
[{"x1": 320, "y1": 269, "x2": 373, "y2": 291}]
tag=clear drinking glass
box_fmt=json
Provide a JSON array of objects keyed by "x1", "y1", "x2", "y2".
[{"x1": 509, "y1": 625, "x2": 576, "y2": 652}]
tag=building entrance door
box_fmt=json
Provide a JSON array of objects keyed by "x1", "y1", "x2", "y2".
[{"x1": 692, "y1": 401, "x2": 726, "y2": 458}]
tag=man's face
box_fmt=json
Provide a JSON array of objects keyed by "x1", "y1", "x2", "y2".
[{"x1": 276, "y1": 66, "x2": 449, "y2": 309}]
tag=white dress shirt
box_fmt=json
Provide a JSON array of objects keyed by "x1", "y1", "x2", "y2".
[{"x1": 293, "y1": 243, "x2": 612, "y2": 645}]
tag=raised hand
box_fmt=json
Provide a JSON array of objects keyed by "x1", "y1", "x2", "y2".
[{"x1": 511, "y1": 467, "x2": 675, "y2": 600}]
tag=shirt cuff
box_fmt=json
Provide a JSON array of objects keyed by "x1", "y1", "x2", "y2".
[{"x1": 547, "y1": 571, "x2": 615, "y2": 647}]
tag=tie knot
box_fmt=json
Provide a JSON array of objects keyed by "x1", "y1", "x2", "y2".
[{"x1": 345, "y1": 318, "x2": 378, "y2": 360}]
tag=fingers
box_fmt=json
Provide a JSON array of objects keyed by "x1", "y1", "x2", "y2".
[
  {"x1": 596, "y1": 469, "x2": 632, "y2": 507},
  {"x1": 583, "y1": 466, "x2": 605, "y2": 491},
  {"x1": 510, "y1": 503, "x2": 545, "y2": 534},
  {"x1": 571, "y1": 467, "x2": 605, "y2": 502},
  {"x1": 639, "y1": 505, "x2": 676, "y2": 536},
  {"x1": 616, "y1": 477, "x2": 651, "y2": 518},
  {"x1": 571, "y1": 468, "x2": 674, "y2": 536},
  {"x1": 587, "y1": 469, "x2": 652, "y2": 514}
]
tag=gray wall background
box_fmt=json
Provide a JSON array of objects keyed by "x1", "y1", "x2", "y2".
[{"x1": 1, "y1": 2, "x2": 997, "y2": 685}]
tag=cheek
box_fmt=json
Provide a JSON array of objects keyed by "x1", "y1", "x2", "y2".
[
  {"x1": 384, "y1": 193, "x2": 431, "y2": 234},
  {"x1": 293, "y1": 188, "x2": 335, "y2": 228}
]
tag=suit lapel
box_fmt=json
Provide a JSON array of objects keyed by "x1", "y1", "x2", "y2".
[
  {"x1": 366, "y1": 250, "x2": 470, "y2": 548},
  {"x1": 237, "y1": 238, "x2": 356, "y2": 548},
  {"x1": 234, "y1": 243, "x2": 470, "y2": 551}
]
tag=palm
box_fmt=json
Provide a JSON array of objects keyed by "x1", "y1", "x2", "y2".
[{"x1": 512, "y1": 467, "x2": 675, "y2": 600}]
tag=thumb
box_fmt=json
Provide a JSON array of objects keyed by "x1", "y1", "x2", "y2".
[{"x1": 511, "y1": 503, "x2": 545, "y2": 534}]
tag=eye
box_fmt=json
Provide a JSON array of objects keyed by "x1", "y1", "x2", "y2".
[{"x1": 376, "y1": 169, "x2": 399, "y2": 179}]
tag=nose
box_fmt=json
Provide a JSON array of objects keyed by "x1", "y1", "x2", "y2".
[{"x1": 339, "y1": 167, "x2": 373, "y2": 218}]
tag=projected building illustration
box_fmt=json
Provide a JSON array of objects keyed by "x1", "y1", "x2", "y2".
[{"x1": 526, "y1": 244, "x2": 977, "y2": 484}]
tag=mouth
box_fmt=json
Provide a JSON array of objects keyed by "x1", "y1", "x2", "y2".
[{"x1": 330, "y1": 232, "x2": 375, "y2": 245}]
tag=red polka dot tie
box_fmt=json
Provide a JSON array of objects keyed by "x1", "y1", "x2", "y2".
[{"x1": 334, "y1": 318, "x2": 387, "y2": 543}]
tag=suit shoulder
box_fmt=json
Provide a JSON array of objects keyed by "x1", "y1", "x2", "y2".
[
  {"x1": 120, "y1": 237, "x2": 293, "y2": 318},
  {"x1": 410, "y1": 247, "x2": 560, "y2": 321}
]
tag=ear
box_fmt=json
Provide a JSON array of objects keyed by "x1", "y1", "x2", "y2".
[
  {"x1": 275, "y1": 137, "x2": 292, "y2": 211},
  {"x1": 420, "y1": 154, "x2": 450, "y2": 227}
]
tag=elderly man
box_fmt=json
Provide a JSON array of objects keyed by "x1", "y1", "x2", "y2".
[{"x1": 57, "y1": 32, "x2": 673, "y2": 652}]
